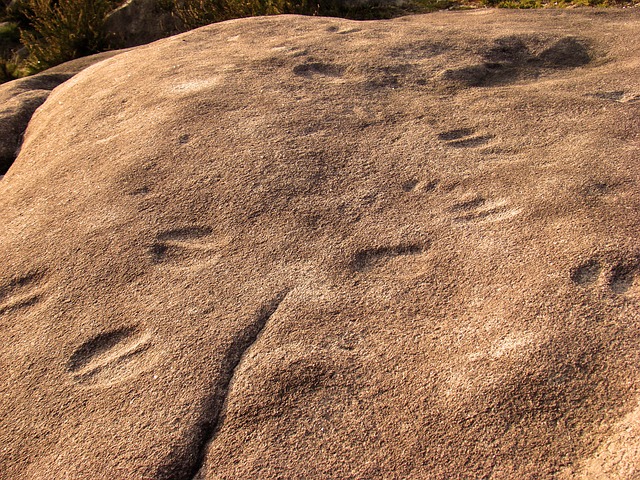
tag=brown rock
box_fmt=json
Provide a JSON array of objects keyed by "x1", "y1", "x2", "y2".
[
  {"x1": 0, "y1": 49, "x2": 131, "y2": 173},
  {"x1": 1, "y1": 9, "x2": 640, "y2": 479}
]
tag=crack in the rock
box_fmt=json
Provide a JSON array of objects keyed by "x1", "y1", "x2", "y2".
[{"x1": 159, "y1": 289, "x2": 291, "y2": 480}]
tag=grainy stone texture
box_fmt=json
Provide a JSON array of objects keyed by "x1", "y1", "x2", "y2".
[
  {"x1": 1, "y1": 10, "x2": 640, "y2": 479},
  {"x1": 0, "y1": 49, "x2": 130, "y2": 173}
]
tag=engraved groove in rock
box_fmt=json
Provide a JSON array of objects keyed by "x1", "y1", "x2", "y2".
[
  {"x1": 129, "y1": 186, "x2": 150, "y2": 196},
  {"x1": 326, "y1": 25, "x2": 361, "y2": 35},
  {"x1": 68, "y1": 327, "x2": 153, "y2": 385},
  {"x1": 352, "y1": 244, "x2": 425, "y2": 272},
  {"x1": 162, "y1": 290, "x2": 291, "y2": 480},
  {"x1": 402, "y1": 177, "x2": 441, "y2": 194},
  {"x1": 538, "y1": 37, "x2": 591, "y2": 68},
  {"x1": 450, "y1": 197, "x2": 486, "y2": 212},
  {"x1": 608, "y1": 263, "x2": 637, "y2": 294},
  {"x1": 442, "y1": 36, "x2": 591, "y2": 88},
  {"x1": 293, "y1": 62, "x2": 345, "y2": 77},
  {"x1": 592, "y1": 91, "x2": 626, "y2": 102},
  {"x1": 68, "y1": 327, "x2": 136, "y2": 371},
  {"x1": 583, "y1": 181, "x2": 615, "y2": 196},
  {"x1": 569, "y1": 257, "x2": 639, "y2": 294},
  {"x1": 438, "y1": 128, "x2": 494, "y2": 148},
  {"x1": 402, "y1": 179, "x2": 420, "y2": 192},
  {"x1": 437, "y1": 128, "x2": 475, "y2": 141},
  {"x1": 151, "y1": 226, "x2": 215, "y2": 263},
  {"x1": 0, "y1": 294, "x2": 41, "y2": 315},
  {"x1": 447, "y1": 135, "x2": 494, "y2": 149},
  {"x1": 450, "y1": 197, "x2": 519, "y2": 224},
  {"x1": 571, "y1": 260, "x2": 600, "y2": 285},
  {"x1": 0, "y1": 270, "x2": 47, "y2": 315},
  {"x1": 0, "y1": 271, "x2": 44, "y2": 302},
  {"x1": 336, "y1": 28, "x2": 361, "y2": 35}
]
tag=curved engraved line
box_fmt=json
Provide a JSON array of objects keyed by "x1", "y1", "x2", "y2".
[
  {"x1": 0, "y1": 270, "x2": 47, "y2": 303},
  {"x1": 163, "y1": 290, "x2": 291, "y2": 480},
  {"x1": 72, "y1": 341, "x2": 152, "y2": 383},
  {"x1": 447, "y1": 135, "x2": 494, "y2": 148},
  {"x1": 0, "y1": 294, "x2": 41, "y2": 315},
  {"x1": 151, "y1": 226, "x2": 220, "y2": 264},
  {"x1": 437, "y1": 128, "x2": 475, "y2": 141},
  {"x1": 68, "y1": 327, "x2": 144, "y2": 372}
]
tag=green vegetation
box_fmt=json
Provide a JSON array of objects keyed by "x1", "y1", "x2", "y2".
[
  {"x1": 482, "y1": 0, "x2": 635, "y2": 7},
  {"x1": 19, "y1": 0, "x2": 115, "y2": 73},
  {"x1": 0, "y1": 0, "x2": 638, "y2": 83},
  {"x1": 0, "y1": 21, "x2": 21, "y2": 81},
  {"x1": 0, "y1": 20, "x2": 19, "y2": 40}
]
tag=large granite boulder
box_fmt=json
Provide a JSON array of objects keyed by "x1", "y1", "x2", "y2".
[
  {"x1": 0, "y1": 49, "x2": 129, "y2": 173},
  {"x1": 1, "y1": 9, "x2": 639, "y2": 479}
]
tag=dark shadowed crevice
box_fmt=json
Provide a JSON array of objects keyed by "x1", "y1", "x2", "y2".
[
  {"x1": 352, "y1": 244, "x2": 426, "y2": 272},
  {"x1": 155, "y1": 289, "x2": 291, "y2": 480}
]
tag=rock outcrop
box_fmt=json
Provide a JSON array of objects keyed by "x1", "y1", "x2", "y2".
[
  {"x1": 0, "y1": 49, "x2": 129, "y2": 173},
  {"x1": 1, "y1": 10, "x2": 639, "y2": 479}
]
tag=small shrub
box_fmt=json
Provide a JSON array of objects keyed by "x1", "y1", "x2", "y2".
[
  {"x1": 174, "y1": 0, "x2": 433, "y2": 29},
  {"x1": 4, "y1": 0, "x2": 33, "y2": 27},
  {"x1": 175, "y1": 0, "x2": 292, "y2": 29},
  {"x1": 0, "y1": 49, "x2": 30, "y2": 81},
  {"x1": 0, "y1": 58, "x2": 14, "y2": 81},
  {"x1": 0, "y1": 22, "x2": 20, "y2": 42},
  {"x1": 0, "y1": 22, "x2": 24, "y2": 82},
  {"x1": 19, "y1": 0, "x2": 114, "y2": 73}
]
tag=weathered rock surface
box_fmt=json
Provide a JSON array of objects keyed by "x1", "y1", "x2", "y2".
[
  {"x1": 1, "y1": 9, "x2": 640, "y2": 479},
  {"x1": 0, "y1": 49, "x2": 129, "y2": 173}
]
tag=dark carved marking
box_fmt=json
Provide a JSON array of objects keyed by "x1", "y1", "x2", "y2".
[
  {"x1": 450, "y1": 197, "x2": 486, "y2": 212},
  {"x1": 129, "y1": 186, "x2": 150, "y2": 196},
  {"x1": 159, "y1": 290, "x2": 291, "y2": 480},
  {"x1": 442, "y1": 35, "x2": 590, "y2": 88},
  {"x1": 402, "y1": 179, "x2": 420, "y2": 192},
  {"x1": 0, "y1": 270, "x2": 47, "y2": 314},
  {"x1": 151, "y1": 226, "x2": 214, "y2": 263},
  {"x1": 352, "y1": 244, "x2": 424, "y2": 272},
  {"x1": 0, "y1": 294, "x2": 41, "y2": 315},
  {"x1": 447, "y1": 135, "x2": 494, "y2": 149},
  {"x1": 593, "y1": 91, "x2": 626, "y2": 102},
  {"x1": 609, "y1": 264, "x2": 636, "y2": 294},
  {"x1": 293, "y1": 62, "x2": 345, "y2": 77},
  {"x1": 538, "y1": 37, "x2": 590, "y2": 68},
  {"x1": 0, "y1": 271, "x2": 43, "y2": 302},
  {"x1": 68, "y1": 327, "x2": 137, "y2": 372},
  {"x1": 484, "y1": 36, "x2": 533, "y2": 64},
  {"x1": 437, "y1": 128, "x2": 493, "y2": 148},
  {"x1": 67, "y1": 326, "x2": 153, "y2": 386},
  {"x1": 438, "y1": 128, "x2": 475, "y2": 141},
  {"x1": 570, "y1": 259, "x2": 602, "y2": 286}
]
